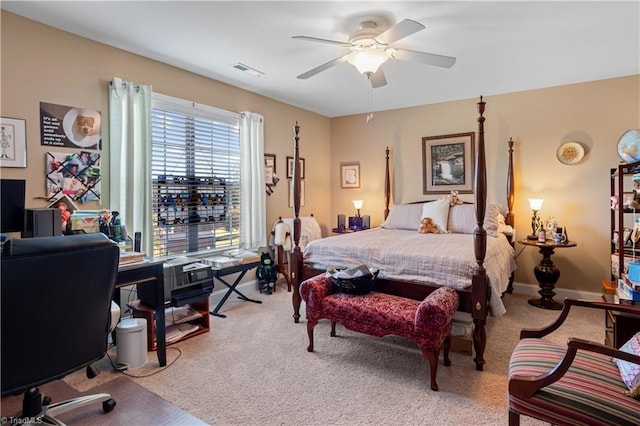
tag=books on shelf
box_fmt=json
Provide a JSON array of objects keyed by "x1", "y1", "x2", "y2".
[
  {"x1": 164, "y1": 323, "x2": 201, "y2": 344},
  {"x1": 164, "y1": 305, "x2": 202, "y2": 326},
  {"x1": 618, "y1": 277, "x2": 640, "y2": 302},
  {"x1": 118, "y1": 251, "x2": 146, "y2": 265}
]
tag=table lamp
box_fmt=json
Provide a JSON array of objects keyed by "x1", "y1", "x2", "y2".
[
  {"x1": 527, "y1": 198, "x2": 544, "y2": 240},
  {"x1": 353, "y1": 199, "x2": 364, "y2": 217}
]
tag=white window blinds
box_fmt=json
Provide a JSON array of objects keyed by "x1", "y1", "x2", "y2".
[{"x1": 151, "y1": 94, "x2": 241, "y2": 257}]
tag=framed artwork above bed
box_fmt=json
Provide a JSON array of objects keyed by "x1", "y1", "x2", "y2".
[{"x1": 422, "y1": 132, "x2": 475, "y2": 194}]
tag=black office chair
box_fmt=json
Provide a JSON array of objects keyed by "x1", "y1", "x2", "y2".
[{"x1": 1, "y1": 233, "x2": 120, "y2": 424}]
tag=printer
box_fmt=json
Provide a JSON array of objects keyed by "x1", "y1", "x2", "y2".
[{"x1": 138, "y1": 256, "x2": 214, "y2": 307}]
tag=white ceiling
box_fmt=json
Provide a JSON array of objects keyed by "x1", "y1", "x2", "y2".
[{"x1": 2, "y1": 1, "x2": 639, "y2": 118}]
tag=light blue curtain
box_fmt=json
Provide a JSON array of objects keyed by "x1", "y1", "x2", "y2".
[
  {"x1": 109, "y1": 77, "x2": 153, "y2": 255},
  {"x1": 239, "y1": 112, "x2": 266, "y2": 250}
]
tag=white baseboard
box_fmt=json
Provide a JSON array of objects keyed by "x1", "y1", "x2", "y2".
[{"x1": 511, "y1": 281, "x2": 601, "y2": 301}]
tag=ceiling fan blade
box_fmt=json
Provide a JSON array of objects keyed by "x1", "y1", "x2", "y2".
[
  {"x1": 369, "y1": 68, "x2": 387, "y2": 88},
  {"x1": 392, "y1": 48, "x2": 457, "y2": 68},
  {"x1": 297, "y1": 55, "x2": 349, "y2": 79},
  {"x1": 292, "y1": 35, "x2": 352, "y2": 47},
  {"x1": 375, "y1": 19, "x2": 425, "y2": 45}
]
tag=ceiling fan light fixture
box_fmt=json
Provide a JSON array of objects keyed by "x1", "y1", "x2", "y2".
[{"x1": 347, "y1": 48, "x2": 389, "y2": 75}]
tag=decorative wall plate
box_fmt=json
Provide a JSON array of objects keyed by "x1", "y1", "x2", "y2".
[
  {"x1": 556, "y1": 142, "x2": 584, "y2": 165},
  {"x1": 617, "y1": 129, "x2": 640, "y2": 164}
]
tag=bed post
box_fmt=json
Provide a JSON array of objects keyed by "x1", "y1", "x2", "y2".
[
  {"x1": 290, "y1": 121, "x2": 303, "y2": 323},
  {"x1": 384, "y1": 146, "x2": 390, "y2": 220},
  {"x1": 472, "y1": 96, "x2": 488, "y2": 371},
  {"x1": 506, "y1": 137, "x2": 515, "y2": 228}
]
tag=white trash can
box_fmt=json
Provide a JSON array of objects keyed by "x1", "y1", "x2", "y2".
[{"x1": 116, "y1": 318, "x2": 147, "y2": 368}]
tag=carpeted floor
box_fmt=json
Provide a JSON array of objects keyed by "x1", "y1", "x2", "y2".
[{"x1": 59, "y1": 281, "x2": 604, "y2": 425}]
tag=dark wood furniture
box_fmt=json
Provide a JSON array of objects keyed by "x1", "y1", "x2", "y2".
[
  {"x1": 288, "y1": 97, "x2": 516, "y2": 371},
  {"x1": 131, "y1": 297, "x2": 210, "y2": 351},
  {"x1": 508, "y1": 299, "x2": 640, "y2": 425},
  {"x1": 605, "y1": 306, "x2": 640, "y2": 348},
  {"x1": 518, "y1": 240, "x2": 577, "y2": 310}
]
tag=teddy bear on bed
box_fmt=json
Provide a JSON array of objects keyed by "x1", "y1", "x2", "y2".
[
  {"x1": 419, "y1": 217, "x2": 441, "y2": 234},
  {"x1": 449, "y1": 190, "x2": 464, "y2": 206}
]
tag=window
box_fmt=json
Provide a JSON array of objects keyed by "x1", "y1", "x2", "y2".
[{"x1": 151, "y1": 94, "x2": 240, "y2": 257}]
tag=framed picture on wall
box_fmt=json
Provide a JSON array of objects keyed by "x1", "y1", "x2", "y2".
[
  {"x1": 264, "y1": 153, "x2": 276, "y2": 186},
  {"x1": 0, "y1": 117, "x2": 27, "y2": 168},
  {"x1": 340, "y1": 162, "x2": 360, "y2": 188},
  {"x1": 286, "y1": 156, "x2": 305, "y2": 180},
  {"x1": 422, "y1": 132, "x2": 475, "y2": 194}
]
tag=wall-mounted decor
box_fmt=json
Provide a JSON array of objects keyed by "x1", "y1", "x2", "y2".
[
  {"x1": 556, "y1": 141, "x2": 585, "y2": 165},
  {"x1": 340, "y1": 162, "x2": 360, "y2": 189},
  {"x1": 40, "y1": 102, "x2": 102, "y2": 150},
  {"x1": 46, "y1": 151, "x2": 101, "y2": 204},
  {"x1": 422, "y1": 132, "x2": 475, "y2": 194},
  {"x1": 288, "y1": 180, "x2": 305, "y2": 207},
  {"x1": 0, "y1": 117, "x2": 27, "y2": 168},
  {"x1": 264, "y1": 153, "x2": 277, "y2": 186},
  {"x1": 286, "y1": 156, "x2": 305, "y2": 179}
]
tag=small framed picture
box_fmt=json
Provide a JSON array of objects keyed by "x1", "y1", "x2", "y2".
[
  {"x1": 340, "y1": 162, "x2": 360, "y2": 189},
  {"x1": 0, "y1": 117, "x2": 27, "y2": 168},
  {"x1": 264, "y1": 153, "x2": 276, "y2": 186},
  {"x1": 286, "y1": 156, "x2": 305, "y2": 180}
]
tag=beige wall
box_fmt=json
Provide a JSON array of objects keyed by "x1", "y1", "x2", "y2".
[
  {"x1": 3, "y1": 11, "x2": 640, "y2": 293},
  {"x1": 0, "y1": 11, "x2": 332, "y2": 242},
  {"x1": 330, "y1": 76, "x2": 640, "y2": 293}
]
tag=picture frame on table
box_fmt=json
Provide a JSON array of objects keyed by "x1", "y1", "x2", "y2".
[
  {"x1": 340, "y1": 162, "x2": 360, "y2": 189},
  {"x1": 422, "y1": 132, "x2": 475, "y2": 194},
  {"x1": 286, "y1": 156, "x2": 305, "y2": 180},
  {"x1": 0, "y1": 117, "x2": 27, "y2": 168}
]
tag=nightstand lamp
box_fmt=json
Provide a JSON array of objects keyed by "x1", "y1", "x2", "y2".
[
  {"x1": 527, "y1": 198, "x2": 544, "y2": 240},
  {"x1": 349, "y1": 200, "x2": 367, "y2": 230}
]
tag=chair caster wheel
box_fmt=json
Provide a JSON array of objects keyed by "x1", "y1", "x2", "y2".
[
  {"x1": 42, "y1": 396, "x2": 52, "y2": 406},
  {"x1": 86, "y1": 364, "x2": 99, "y2": 378},
  {"x1": 103, "y1": 398, "x2": 116, "y2": 413}
]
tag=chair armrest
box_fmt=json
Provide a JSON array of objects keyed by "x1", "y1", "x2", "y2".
[
  {"x1": 520, "y1": 299, "x2": 640, "y2": 339},
  {"x1": 300, "y1": 273, "x2": 335, "y2": 308},
  {"x1": 509, "y1": 337, "x2": 640, "y2": 398}
]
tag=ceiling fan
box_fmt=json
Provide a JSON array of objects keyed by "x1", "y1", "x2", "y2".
[{"x1": 293, "y1": 18, "x2": 456, "y2": 88}]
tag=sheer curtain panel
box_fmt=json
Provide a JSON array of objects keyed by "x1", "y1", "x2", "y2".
[
  {"x1": 109, "y1": 77, "x2": 153, "y2": 255},
  {"x1": 239, "y1": 112, "x2": 266, "y2": 250}
]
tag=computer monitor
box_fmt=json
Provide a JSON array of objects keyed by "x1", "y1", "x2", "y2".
[{"x1": 1, "y1": 179, "x2": 26, "y2": 234}]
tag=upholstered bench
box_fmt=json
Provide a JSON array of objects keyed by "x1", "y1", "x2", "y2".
[{"x1": 300, "y1": 273, "x2": 459, "y2": 391}]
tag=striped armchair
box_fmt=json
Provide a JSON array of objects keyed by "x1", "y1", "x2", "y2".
[{"x1": 508, "y1": 299, "x2": 640, "y2": 426}]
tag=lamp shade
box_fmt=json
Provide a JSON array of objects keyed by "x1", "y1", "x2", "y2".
[
  {"x1": 353, "y1": 200, "x2": 364, "y2": 210},
  {"x1": 347, "y1": 49, "x2": 389, "y2": 75},
  {"x1": 528, "y1": 198, "x2": 544, "y2": 211}
]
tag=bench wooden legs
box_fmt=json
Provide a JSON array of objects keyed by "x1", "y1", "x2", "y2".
[
  {"x1": 306, "y1": 320, "x2": 317, "y2": 352},
  {"x1": 420, "y1": 347, "x2": 440, "y2": 391}
]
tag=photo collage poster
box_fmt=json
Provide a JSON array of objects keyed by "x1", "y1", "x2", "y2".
[{"x1": 46, "y1": 151, "x2": 101, "y2": 204}]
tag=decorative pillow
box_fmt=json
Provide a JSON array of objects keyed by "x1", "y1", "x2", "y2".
[
  {"x1": 612, "y1": 332, "x2": 640, "y2": 398},
  {"x1": 381, "y1": 203, "x2": 423, "y2": 230},
  {"x1": 421, "y1": 199, "x2": 450, "y2": 233},
  {"x1": 447, "y1": 203, "x2": 503, "y2": 234}
]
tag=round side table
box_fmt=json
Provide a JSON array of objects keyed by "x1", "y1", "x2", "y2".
[{"x1": 519, "y1": 239, "x2": 577, "y2": 310}]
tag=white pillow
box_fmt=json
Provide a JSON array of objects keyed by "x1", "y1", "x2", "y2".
[
  {"x1": 421, "y1": 199, "x2": 451, "y2": 232},
  {"x1": 381, "y1": 203, "x2": 424, "y2": 230},
  {"x1": 447, "y1": 203, "x2": 503, "y2": 234}
]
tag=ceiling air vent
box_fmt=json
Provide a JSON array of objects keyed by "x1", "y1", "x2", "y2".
[{"x1": 231, "y1": 63, "x2": 264, "y2": 77}]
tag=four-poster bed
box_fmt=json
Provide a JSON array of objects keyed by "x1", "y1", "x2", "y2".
[{"x1": 288, "y1": 97, "x2": 516, "y2": 371}]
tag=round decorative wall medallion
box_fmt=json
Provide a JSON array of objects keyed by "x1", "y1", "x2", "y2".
[{"x1": 556, "y1": 142, "x2": 585, "y2": 165}]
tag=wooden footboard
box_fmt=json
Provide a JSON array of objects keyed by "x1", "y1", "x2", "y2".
[{"x1": 289, "y1": 97, "x2": 515, "y2": 371}]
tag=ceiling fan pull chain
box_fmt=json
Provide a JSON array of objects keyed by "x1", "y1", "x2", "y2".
[{"x1": 366, "y1": 81, "x2": 374, "y2": 123}]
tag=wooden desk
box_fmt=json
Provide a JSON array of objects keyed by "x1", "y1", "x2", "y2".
[
  {"x1": 115, "y1": 260, "x2": 166, "y2": 366},
  {"x1": 519, "y1": 240, "x2": 577, "y2": 310}
]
